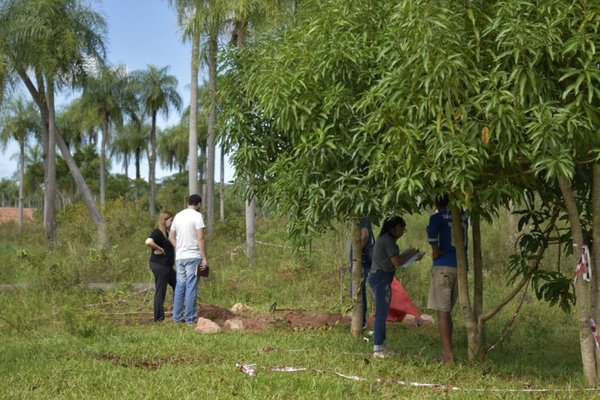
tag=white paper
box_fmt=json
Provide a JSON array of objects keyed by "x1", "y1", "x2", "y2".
[{"x1": 400, "y1": 251, "x2": 425, "y2": 269}]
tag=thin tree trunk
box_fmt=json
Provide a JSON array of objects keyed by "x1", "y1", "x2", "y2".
[
  {"x1": 189, "y1": 31, "x2": 200, "y2": 195},
  {"x1": 201, "y1": 143, "x2": 207, "y2": 202},
  {"x1": 44, "y1": 82, "x2": 57, "y2": 244},
  {"x1": 472, "y1": 213, "x2": 483, "y2": 320},
  {"x1": 220, "y1": 146, "x2": 225, "y2": 222},
  {"x1": 149, "y1": 113, "x2": 157, "y2": 216},
  {"x1": 246, "y1": 197, "x2": 256, "y2": 263},
  {"x1": 558, "y1": 174, "x2": 597, "y2": 386},
  {"x1": 55, "y1": 132, "x2": 107, "y2": 246},
  {"x1": 451, "y1": 206, "x2": 480, "y2": 361},
  {"x1": 18, "y1": 140, "x2": 25, "y2": 232},
  {"x1": 592, "y1": 164, "x2": 600, "y2": 375},
  {"x1": 235, "y1": 18, "x2": 256, "y2": 261},
  {"x1": 592, "y1": 164, "x2": 600, "y2": 320},
  {"x1": 100, "y1": 117, "x2": 109, "y2": 208},
  {"x1": 135, "y1": 147, "x2": 141, "y2": 180},
  {"x1": 206, "y1": 28, "x2": 218, "y2": 236},
  {"x1": 350, "y1": 220, "x2": 364, "y2": 338}
]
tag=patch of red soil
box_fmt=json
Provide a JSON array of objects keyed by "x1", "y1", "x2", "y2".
[{"x1": 197, "y1": 305, "x2": 350, "y2": 332}]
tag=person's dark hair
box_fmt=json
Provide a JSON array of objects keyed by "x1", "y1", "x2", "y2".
[
  {"x1": 435, "y1": 194, "x2": 450, "y2": 208},
  {"x1": 379, "y1": 216, "x2": 406, "y2": 237},
  {"x1": 188, "y1": 194, "x2": 202, "y2": 206}
]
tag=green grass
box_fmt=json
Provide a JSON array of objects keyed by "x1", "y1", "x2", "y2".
[{"x1": 0, "y1": 203, "x2": 593, "y2": 398}]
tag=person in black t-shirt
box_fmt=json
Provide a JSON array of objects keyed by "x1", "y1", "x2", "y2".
[{"x1": 145, "y1": 211, "x2": 176, "y2": 322}]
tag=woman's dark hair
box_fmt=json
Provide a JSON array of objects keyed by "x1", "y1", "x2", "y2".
[{"x1": 379, "y1": 216, "x2": 406, "y2": 237}]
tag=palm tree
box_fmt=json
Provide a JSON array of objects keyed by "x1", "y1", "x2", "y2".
[
  {"x1": 135, "y1": 65, "x2": 182, "y2": 215},
  {"x1": 0, "y1": 0, "x2": 107, "y2": 245},
  {"x1": 80, "y1": 64, "x2": 127, "y2": 208},
  {"x1": 0, "y1": 95, "x2": 42, "y2": 231},
  {"x1": 167, "y1": 0, "x2": 207, "y2": 196},
  {"x1": 158, "y1": 122, "x2": 189, "y2": 174}
]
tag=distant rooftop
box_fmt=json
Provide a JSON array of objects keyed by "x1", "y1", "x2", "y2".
[{"x1": 0, "y1": 208, "x2": 35, "y2": 224}]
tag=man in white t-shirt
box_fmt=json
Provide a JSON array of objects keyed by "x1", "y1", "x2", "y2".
[{"x1": 169, "y1": 194, "x2": 208, "y2": 325}]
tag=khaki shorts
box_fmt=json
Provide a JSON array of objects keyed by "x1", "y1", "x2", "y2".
[{"x1": 427, "y1": 266, "x2": 458, "y2": 312}]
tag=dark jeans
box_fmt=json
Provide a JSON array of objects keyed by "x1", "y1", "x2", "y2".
[
  {"x1": 350, "y1": 256, "x2": 371, "y2": 327},
  {"x1": 368, "y1": 270, "x2": 394, "y2": 347},
  {"x1": 150, "y1": 262, "x2": 176, "y2": 321}
]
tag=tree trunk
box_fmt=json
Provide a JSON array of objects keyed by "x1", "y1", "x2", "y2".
[
  {"x1": 201, "y1": 143, "x2": 207, "y2": 204},
  {"x1": 350, "y1": 220, "x2": 364, "y2": 338},
  {"x1": 246, "y1": 196, "x2": 256, "y2": 264},
  {"x1": 100, "y1": 116, "x2": 109, "y2": 208},
  {"x1": 220, "y1": 146, "x2": 225, "y2": 221},
  {"x1": 188, "y1": 31, "x2": 200, "y2": 195},
  {"x1": 56, "y1": 132, "x2": 107, "y2": 247},
  {"x1": 18, "y1": 140, "x2": 25, "y2": 232},
  {"x1": 149, "y1": 113, "x2": 157, "y2": 216},
  {"x1": 18, "y1": 69, "x2": 105, "y2": 245},
  {"x1": 472, "y1": 213, "x2": 484, "y2": 321},
  {"x1": 592, "y1": 164, "x2": 600, "y2": 375},
  {"x1": 135, "y1": 147, "x2": 141, "y2": 181},
  {"x1": 558, "y1": 174, "x2": 597, "y2": 386},
  {"x1": 235, "y1": 18, "x2": 256, "y2": 260},
  {"x1": 471, "y1": 213, "x2": 486, "y2": 361},
  {"x1": 451, "y1": 206, "x2": 480, "y2": 361},
  {"x1": 592, "y1": 164, "x2": 600, "y2": 318},
  {"x1": 44, "y1": 82, "x2": 57, "y2": 244},
  {"x1": 206, "y1": 28, "x2": 218, "y2": 236}
]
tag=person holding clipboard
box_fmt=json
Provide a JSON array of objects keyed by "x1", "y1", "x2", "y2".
[{"x1": 369, "y1": 216, "x2": 423, "y2": 358}]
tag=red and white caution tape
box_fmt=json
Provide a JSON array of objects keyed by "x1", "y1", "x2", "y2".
[
  {"x1": 238, "y1": 363, "x2": 600, "y2": 393},
  {"x1": 573, "y1": 244, "x2": 593, "y2": 284},
  {"x1": 236, "y1": 363, "x2": 257, "y2": 377}
]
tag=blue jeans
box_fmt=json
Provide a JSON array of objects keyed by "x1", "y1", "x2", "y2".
[
  {"x1": 173, "y1": 258, "x2": 201, "y2": 324},
  {"x1": 368, "y1": 270, "x2": 394, "y2": 348}
]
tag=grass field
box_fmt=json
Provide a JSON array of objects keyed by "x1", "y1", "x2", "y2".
[{"x1": 0, "y1": 202, "x2": 592, "y2": 399}]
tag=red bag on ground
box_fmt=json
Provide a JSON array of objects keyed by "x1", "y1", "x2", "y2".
[{"x1": 387, "y1": 277, "x2": 422, "y2": 322}]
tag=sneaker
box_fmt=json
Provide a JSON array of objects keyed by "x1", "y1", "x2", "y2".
[{"x1": 373, "y1": 348, "x2": 394, "y2": 359}]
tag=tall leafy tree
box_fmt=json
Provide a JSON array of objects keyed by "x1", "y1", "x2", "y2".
[
  {"x1": 221, "y1": 0, "x2": 600, "y2": 384},
  {"x1": 135, "y1": 64, "x2": 182, "y2": 216},
  {"x1": 0, "y1": 95, "x2": 42, "y2": 231}
]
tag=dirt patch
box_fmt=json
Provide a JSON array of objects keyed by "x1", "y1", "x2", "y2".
[{"x1": 199, "y1": 304, "x2": 350, "y2": 332}]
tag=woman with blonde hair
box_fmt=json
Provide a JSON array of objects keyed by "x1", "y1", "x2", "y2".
[{"x1": 145, "y1": 211, "x2": 176, "y2": 321}]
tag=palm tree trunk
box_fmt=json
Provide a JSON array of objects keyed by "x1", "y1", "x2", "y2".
[
  {"x1": 206, "y1": 27, "x2": 218, "y2": 235},
  {"x1": 200, "y1": 142, "x2": 206, "y2": 201},
  {"x1": 44, "y1": 81, "x2": 57, "y2": 244},
  {"x1": 149, "y1": 113, "x2": 157, "y2": 216},
  {"x1": 18, "y1": 140, "x2": 25, "y2": 232},
  {"x1": 55, "y1": 131, "x2": 107, "y2": 246},
  {"x1": 100, "y1": 117, "x2": 109, "y2": 208},
  {"x1": 135, "y1": 147, "x2": 141, "y2": 180},
  {"x1": 188, "y1": 31, "x2": 200, "y2": 195},
  {"x1": 235, "y1": 18, "x2": 256, "y2": 261},
  {"x1": 220, "y1": 146, "x2": 225, "y2": 221}
]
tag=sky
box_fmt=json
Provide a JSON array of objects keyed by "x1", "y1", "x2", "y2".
[{"x1": 0, "y1": 0, "x2": 234, "y2": 182}]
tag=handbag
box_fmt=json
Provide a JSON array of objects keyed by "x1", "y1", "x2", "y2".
[{"x1": 198, "y1": 265, "x2": 209, "y2": 277}]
